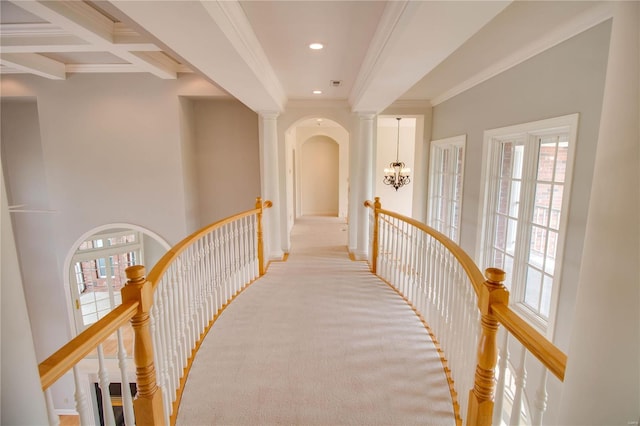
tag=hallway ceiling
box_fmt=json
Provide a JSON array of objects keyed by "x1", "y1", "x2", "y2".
[{"x1": 0, "y1": 1, "x2": 609, "y2": 113}]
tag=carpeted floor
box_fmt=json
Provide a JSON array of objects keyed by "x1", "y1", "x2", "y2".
[{"x1": 176, "y1": 216, "x2": 455, "y2": 425}]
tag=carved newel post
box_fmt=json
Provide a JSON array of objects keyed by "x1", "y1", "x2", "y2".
[
  {"x1": 467, "y1": 267, "x2": 508, "y2": 426},
  {"x1": 123, "y1": 265, "x2": 165, "y2": 425}
]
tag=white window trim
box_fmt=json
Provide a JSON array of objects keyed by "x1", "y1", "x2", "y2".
[
  {"x1": 427, "y1": 134, "x2": 466, "y2": 243},
  {"x1": 476, "y1": 113, "x2": 579, "y2": 338}
]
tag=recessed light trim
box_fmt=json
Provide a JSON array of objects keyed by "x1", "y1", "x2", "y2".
[
  {"x1": 312, "y1": 90, "x2": 323, "y2": 95},
  {"x1": 309, "y1": 43, "x2": 324, "y2": 50}
]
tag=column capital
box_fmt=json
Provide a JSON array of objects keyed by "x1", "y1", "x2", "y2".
[
  {"x1": 354, "y1": 111, "x2": 377, "y2": 120},
  {"x1": 258, "y1": 111, "x2": 280, "y2": 120}
]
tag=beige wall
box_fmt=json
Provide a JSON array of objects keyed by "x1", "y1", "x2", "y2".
[
  {"x1": 300, "y1": 136, "x2": 339, "y2": 216},
  {"x1": 193, "y1": 99, "x2": 260, "y2": 225}
]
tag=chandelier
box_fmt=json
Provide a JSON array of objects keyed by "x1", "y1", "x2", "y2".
[{"x1": 383, "y1": 117, "x2": 411, "y2": 191}]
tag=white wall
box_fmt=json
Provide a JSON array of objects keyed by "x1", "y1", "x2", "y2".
[
  {"x1": 558, "y1": 3, "x2": 639, "y2": 424},
  {"x1": 431, "y1": 20, "x2": 612, "y2": 423},
  {"x1": 193, "y1": 99, "x2": 260, "y2": 225},
  {"x1": 0, "y1": 72, "x2": 235, "y2": 410},
  {"x1": 179, "y1": 97, "x2": 200, "y2": 232},
  {"x1": 1, "y1": 162, "x2": 49, "y2": 425},
  {"x1": 300, "y1": 136, "x2": 339, "y2": 216},
  {"x1": 381, "y1": 103, "x2": 432, "y2": 222}
]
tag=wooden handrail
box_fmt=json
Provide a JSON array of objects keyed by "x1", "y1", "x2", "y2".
[
  {"x1": 364, "y1": 199, "x2": 485, "y2": 295},
  {"x1": 39, "y1": 301, "x2": 139, "y2": 391},
  {"x1": 492, "y1": 303, "x2": 567, "y2": 380},
  {"x1": 364, "y1": 198, "x2": 568, "y2": 426},
  {"x1": 146, "y1": 198, "x2": 272, "y2": 289}
]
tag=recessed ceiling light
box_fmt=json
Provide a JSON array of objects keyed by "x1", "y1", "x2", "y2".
[
  {"x1": 309, "y1": 43, "x2": 324, "y2": 50},
  {"x1": 313, "y1": 90, "x2": 322, "y2": 95}
]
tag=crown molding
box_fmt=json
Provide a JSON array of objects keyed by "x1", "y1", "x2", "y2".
[
  {"x1": 386, "y1": 100, "x2": 432, "y2": 110},
  {"x1": 431, "y1": 2, "x2": 614, "y2": 106}
]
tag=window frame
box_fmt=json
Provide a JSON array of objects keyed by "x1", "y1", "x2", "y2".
[
  {"x1": 427, "y1": 134, "x2": 466, "y2": 243},
  {"x1": 477, "y1": 114, "x2": 579, "y2": 336}
]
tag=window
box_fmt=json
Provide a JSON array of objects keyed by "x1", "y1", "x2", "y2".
[
  {"x1": 478, "y1": 114, "x2": 578, "y2": 333},
  {"x1": 427, "y1": 135, "x2": 466, "y2": 243}
]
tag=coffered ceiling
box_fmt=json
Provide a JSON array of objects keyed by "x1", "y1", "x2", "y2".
[{"x1": 0, "y1": 1, "x2": 611, "y2": 113}]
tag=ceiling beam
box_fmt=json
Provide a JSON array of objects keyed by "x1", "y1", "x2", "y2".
[
  {"x1": 0, "y1": 52, "x2": 65, "y2": 79},
  {"x1": 8, "y1": 0, "x2": 177, "y2": 79},
  {"x1": 0, "y1": 22, "x2": 162, "y2": 53},
  {"x1": 349, "y1": 1, "x2": 512, "y2": 113},
  {"x1": 106, "y1": 0, "x2": 285, "y2": 112}
]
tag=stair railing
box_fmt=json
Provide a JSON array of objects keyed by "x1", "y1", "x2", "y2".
[
  {"x1": 38, "y1": 197, "x2": 272, "y2": 425},
  {"x1": 364, "y1": 197, "x2": 567, "y2": 426}
]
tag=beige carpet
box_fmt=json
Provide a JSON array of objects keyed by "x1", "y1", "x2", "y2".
[{"x1": 176, "y1": 216, "x2": 455, "y2": 425}]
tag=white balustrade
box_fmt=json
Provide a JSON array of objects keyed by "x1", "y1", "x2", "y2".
[
  {"x1": 371, "y1": 211, "x2": 481, "y2": 420},
  {"x1": 145, "y1": 210, "x2": 261, "y2": 422}
]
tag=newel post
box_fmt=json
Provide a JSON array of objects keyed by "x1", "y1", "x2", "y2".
[
  {"x1": 467, "y1": 267, "x2": 508, "y2": 426},
  {"x1": 122, "y1": 265, "x2": 165, "y2": 426},
  {"x1": 371, "y1": 197, "x2": 381, "y2": 274},
  {"x1": 256, "y1": 197, "x2": 271, "y2": 276}
]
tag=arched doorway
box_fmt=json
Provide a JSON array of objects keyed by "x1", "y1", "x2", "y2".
[{"x1": 64, "y1": 224, "x2": 170, "y2": 334}]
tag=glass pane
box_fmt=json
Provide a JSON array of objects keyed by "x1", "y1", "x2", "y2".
[
  {"x1": 529, "y1": 226, "x2": 547, "y2": 268},
  {"x1": 500, "y1": 143, "x2": 513, "y2": 178},
  {"x1": 537, "y1": 138, "x2": 558, "y2": 182},
  {"x1": 551, "y1": 185, "x2": 564, "y2": 214},
  {"x1": 504, "y1": 255, "x2": 514, "y2": 291},
  {"x1": 555, "y1": 142, "x2": 568, "y2": 182},
  {"x1": 494, "y1": 215, "x2": 508, "y2": 250},
  {"x1": 497, "y1": 179, "x2": 510, "y2": 215},
  {"x1": 506, "y1": 218, "x2": 518, "y2": 255},
  {"x1": 533, "y1": 205, "x2": 548, "y2": 226},
  {"x1": 535, "y1": 183, "x2": 552, "y2": 210},
  {"x1": 509, "y1": 180, "x2": 521, "y2": 218},
  {"x1": 512, "y1": 145, "x2": 524, "y2": 180},
  {"x1": 525, "y1": 266, "x2": 543, "y2": 309}
]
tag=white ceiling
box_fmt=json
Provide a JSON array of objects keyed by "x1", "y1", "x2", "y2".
[{"x1": 0, "y1": 1, "x2": 611, "y2": 113}]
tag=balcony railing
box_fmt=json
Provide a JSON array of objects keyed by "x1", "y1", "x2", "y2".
[
  {"x1": 365, "y1": 197, "x2": 567, "y2": 426},
  {"x1": 38, "y1": 198, "x2": 271, "y2": 425}
]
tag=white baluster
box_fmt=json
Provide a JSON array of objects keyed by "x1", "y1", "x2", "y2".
[
  {"x1": 96, "y1": 344, "x2": 115, "y2": 426},
  {"x1": 44, "y1": 388, "x2": 59, "y2": 426},
  {"x1": 493, "y1": 330, "x2": 510, "y2": 426},
  {"x1": 531, "y1": 368, "x2": 549, "y2": 426},
  {"x1": 205, "y1": 233, "x2": 215, "y2": 322},
  {"x1": 178, "y1": 258, "x2": 190, "y2": 371},
  {"x1": 169, "y1": 264, "x2": 181, "y2": 395},
  {"x1": 509, "y1": 345, "x2": 527, "y2": 425},
  {"x1": 116, "y1": 328, "x2": 135, "y2": 426},
  {"x1": 73, "y1": 366, "x2": 92, "y2": 425}
]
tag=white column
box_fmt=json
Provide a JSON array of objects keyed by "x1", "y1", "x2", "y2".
[
  {"x1": 558, "y1": 3, "x2": 639, "y2": 424},
  {"x1": 258, "y1": 112, "x2": 283, "y2": 260},
  {"x1": 353, "y1": 112, "x2": 376, "y2": 259}
]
